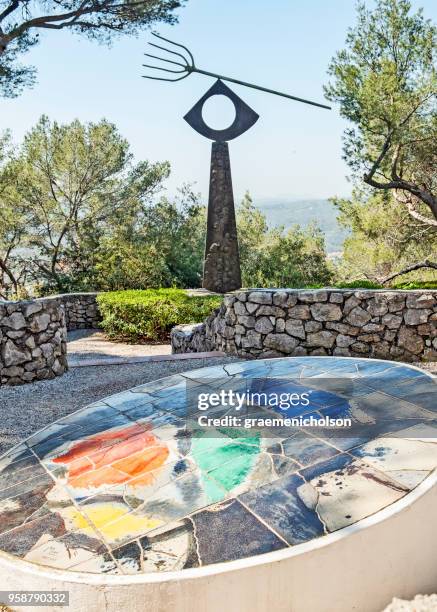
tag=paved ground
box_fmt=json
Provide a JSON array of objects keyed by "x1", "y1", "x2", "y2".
[{"x1": 68, "y1": 329, "x2": 172, "y2": 364}]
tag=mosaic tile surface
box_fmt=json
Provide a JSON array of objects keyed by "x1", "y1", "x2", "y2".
[{"x1": 0, "y1": 357, "x2": 435, "y2": 575}]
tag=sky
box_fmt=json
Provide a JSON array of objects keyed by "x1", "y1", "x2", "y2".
[{"x1": 1, "y1": 0, "x2": 436, "y2": 202}]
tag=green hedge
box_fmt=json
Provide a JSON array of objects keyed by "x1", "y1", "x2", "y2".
[{"x1": 97, "y1": 289, "x2": 222, "y2": 342}]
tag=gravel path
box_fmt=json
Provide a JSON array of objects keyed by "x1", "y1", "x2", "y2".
[{"x1": 0, "y1": 356, "x2": 240, "y2": 456}]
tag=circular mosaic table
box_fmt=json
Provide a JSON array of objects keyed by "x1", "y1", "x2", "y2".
[{"x1": 0, "y1": 357, "x2": 436, "y2": 611}]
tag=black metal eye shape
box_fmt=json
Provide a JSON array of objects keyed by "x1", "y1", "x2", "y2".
[{"x1": 184, "y1": 79, "x2": 259, "y2": 142}]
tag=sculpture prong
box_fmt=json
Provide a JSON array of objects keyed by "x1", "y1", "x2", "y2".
[{"x1": 142, "y1": 34, "x2": 331, "y2": 110}]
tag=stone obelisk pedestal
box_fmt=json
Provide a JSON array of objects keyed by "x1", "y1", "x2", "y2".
[{"x1": 203, "y1": 141, "x2": 242, "y2": 293}]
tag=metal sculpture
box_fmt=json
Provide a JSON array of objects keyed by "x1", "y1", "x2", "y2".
[{"x1": 142, "y1": 34, "x2": 331, "y2": 293}]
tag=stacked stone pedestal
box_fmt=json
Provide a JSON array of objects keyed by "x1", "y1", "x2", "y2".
[{"x1": 171, "y1": 288, "x2": 437, "y2": 363}]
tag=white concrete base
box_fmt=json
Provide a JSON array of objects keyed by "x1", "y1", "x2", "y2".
[{"x1": 1, "y1": 471, "x2": 436, "y2": 612}]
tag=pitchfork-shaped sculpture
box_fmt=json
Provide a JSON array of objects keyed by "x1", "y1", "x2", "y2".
[
  {"x1": 142, "y1": 34, "x2": 331, "y2": 294},
  {"x1": 142, "y1": 33, "x2": 331, "y2": 110}
]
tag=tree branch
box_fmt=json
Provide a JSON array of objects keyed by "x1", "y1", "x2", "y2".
[
  {"x1": 0, "y1": 256, "x2": 18, "y2": 294},
  {"x1": 0, "y1": 0, "x2": 19, "y2": 24},
  {"x1": 364, "y1": 131, "x2": 393, "y2": 183},
  {"x1": 380, "y1": 260, "x2": 437, "y2": 285},
  {"x1": 393, "y1": 190, "x2": 437, "y2": 227}
]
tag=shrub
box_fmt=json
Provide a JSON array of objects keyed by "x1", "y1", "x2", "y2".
[{"x1": 97, "y1": 289, "x2": 222, "y2": 342}]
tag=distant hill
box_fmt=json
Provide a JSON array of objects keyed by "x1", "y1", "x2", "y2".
[{"x1": 253, "y1": 198, "x2": 349, "y2": 254}]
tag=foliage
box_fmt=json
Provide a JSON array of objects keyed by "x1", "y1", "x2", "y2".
[
  {"x1": 0, "y1": 116, "x2": 171, "y2": 296},
  {"x1": 97, "y1": 288, "x2": 222, "y2": 341},
  {"x1": 0, "y1": 130, "x2": 32, "y2": 297},
  {"x1": 255, "y1": 198, "x2": 349, "y2": 254},
  {"x1": 237, "y1": 192, "x2": 333, "y2": 288},
  {"x1": 0, "y1": 126, "x2": 335, "y2": 298},
  {"x1": 332, "y1": 190, "x2": 437, "y2": 283},
  {"x1": 0, "y1": 0, "x2": 182, "y2": 97},
  {"x1": 94, "y1": 187, "x2": 205, "y2": 291},
  {"x1": 325, "y1": 0, "x2": 437, "y2": 222}
]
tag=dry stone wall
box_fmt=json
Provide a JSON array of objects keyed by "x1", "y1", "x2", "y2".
[
  {"x1": 171, "y1": 289, "x2": 437, "y2": 362},
  {"x1": 58, "y1": 293, "x2": 101, "y2": 330},
  {"x1": 0, "y1": 292, "x2": 101, "y2": 386},
  {"x1": 0, "y1": 297, "x2": 68, "y2": 386}
]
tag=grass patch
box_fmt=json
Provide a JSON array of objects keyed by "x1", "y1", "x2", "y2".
[
  {"x1": 330, "y1": 280, "x2": 384, "y2": 289},
  {"x1": 97, "y1": 289, "x2": 222, "y2": 342},
  {"x1": 391, "y1": 280, "x2": 437, "y2": 290},
  {"x1": 304, "y1": 280, "x2": 383, "y2": 289}
]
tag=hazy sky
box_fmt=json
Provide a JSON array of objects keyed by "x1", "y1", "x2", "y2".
[{"x1": 1, "y1": 0, "x2": 436, "y2": 202}]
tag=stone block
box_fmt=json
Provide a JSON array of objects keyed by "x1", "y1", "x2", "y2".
[
  {"x1": 406, "y1": 294, "x2": 436, "y2": 309},
  {"x1": 255, "y1": 317, "x2": 274, "y2": 334},
  {"x1": 264, "y1": 333, "x2": 298, "y2": 353},
  {"x1": 387, "y1": 294, "x2": 406, "y2": 312},
  {"x1": 234, "y1": 301, "x2": 247, "y2": 316},
  {"x1": 366, "y1": 297, "x2": 389, "y2": 316},
  {"x1": 273, "y1": 292, "x2": 297, "y2": 308},
  {"x1": 248, "y1": 291, "x2": 272, "y2": 305},
  {"x1": 256, "y1": 305, "x2": 286, "y2": 318},
  {"x1": 306, "y1": 331, "x2": 336, "y2": 348},
  {"x1": 237, "y1": 315, "x2": 255, "y2": 329},
  {"x1": 288, "y1": 305, "x2": 311, "y2": 320},
  {"x1": 310, "y1": 303, "x2": 342, "y2": 322},
  {"x1": 333, "y1": 347, "x2": 352, "y2": 357},
  {"x1": 241, "y1": 330, "x2": 263, "y2": 349},
  {"x1": 2, "y1": 340, "x2": 31, "y2": 367},
  {"x1": 404, "y1": 309, "x2": 432, "y2": 326},
  {"x1": 2, "y1": 312, "x2": 26, "y2": 330},
  {"x1": 351, "y1": 342, "x2": 370, "y2": 353},
  {"x1": 343, "y1": 296, "x2": 361, "y2": 314},
  {"x1": 246, "y1": 302, "x2": 259, "y2": 314},
  {"x1": 382, "y1": 313, "x2": 403, "y2": 329},
  {"x1": 30, "y1": 313, "x2": 51, "y2": 333},
  {"x1": 329, "y1": 293, "x2": 344, "y2": 304},
  {"x1": 285, "y1": 319, "x2": 306, "y2": 339},
  {"x1": 275, "y1": 319, "x2": 285, "y2": 333},
  {"x1": 397, "y1": 327, "x2": 424, "y2": 355},
  {"x1": 297, "y1": 290, "x2": 328, "y2": 303},
  {"x1": 336, "y1": 334, "x2": 355, "y2": 348},
  {"x1": 345, "y1": 307, "x2": 372, "y2": 327},
  {"x1": 362, "y1": 323, "x2": 384, "y2": 333},
  {"x1": 305, "y1": 321, "x2": 323, "y2": 332},
  {"x1": 326, "y1": 322, "x2": 360, "y2": 336}
]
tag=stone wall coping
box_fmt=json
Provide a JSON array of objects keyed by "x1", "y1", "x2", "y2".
[
  {"x1": 0, "y1": 295, "x2": 62, "y2": 306},
  {"x1": 231, "y1": 288, "x2": 436, "y2": 294},
  {"x1": 0, "y1": 292, "x2": 100, "y2": 306},
  {"x1": 50, "y1": 292, "x2": 100, "y2": 298}
]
